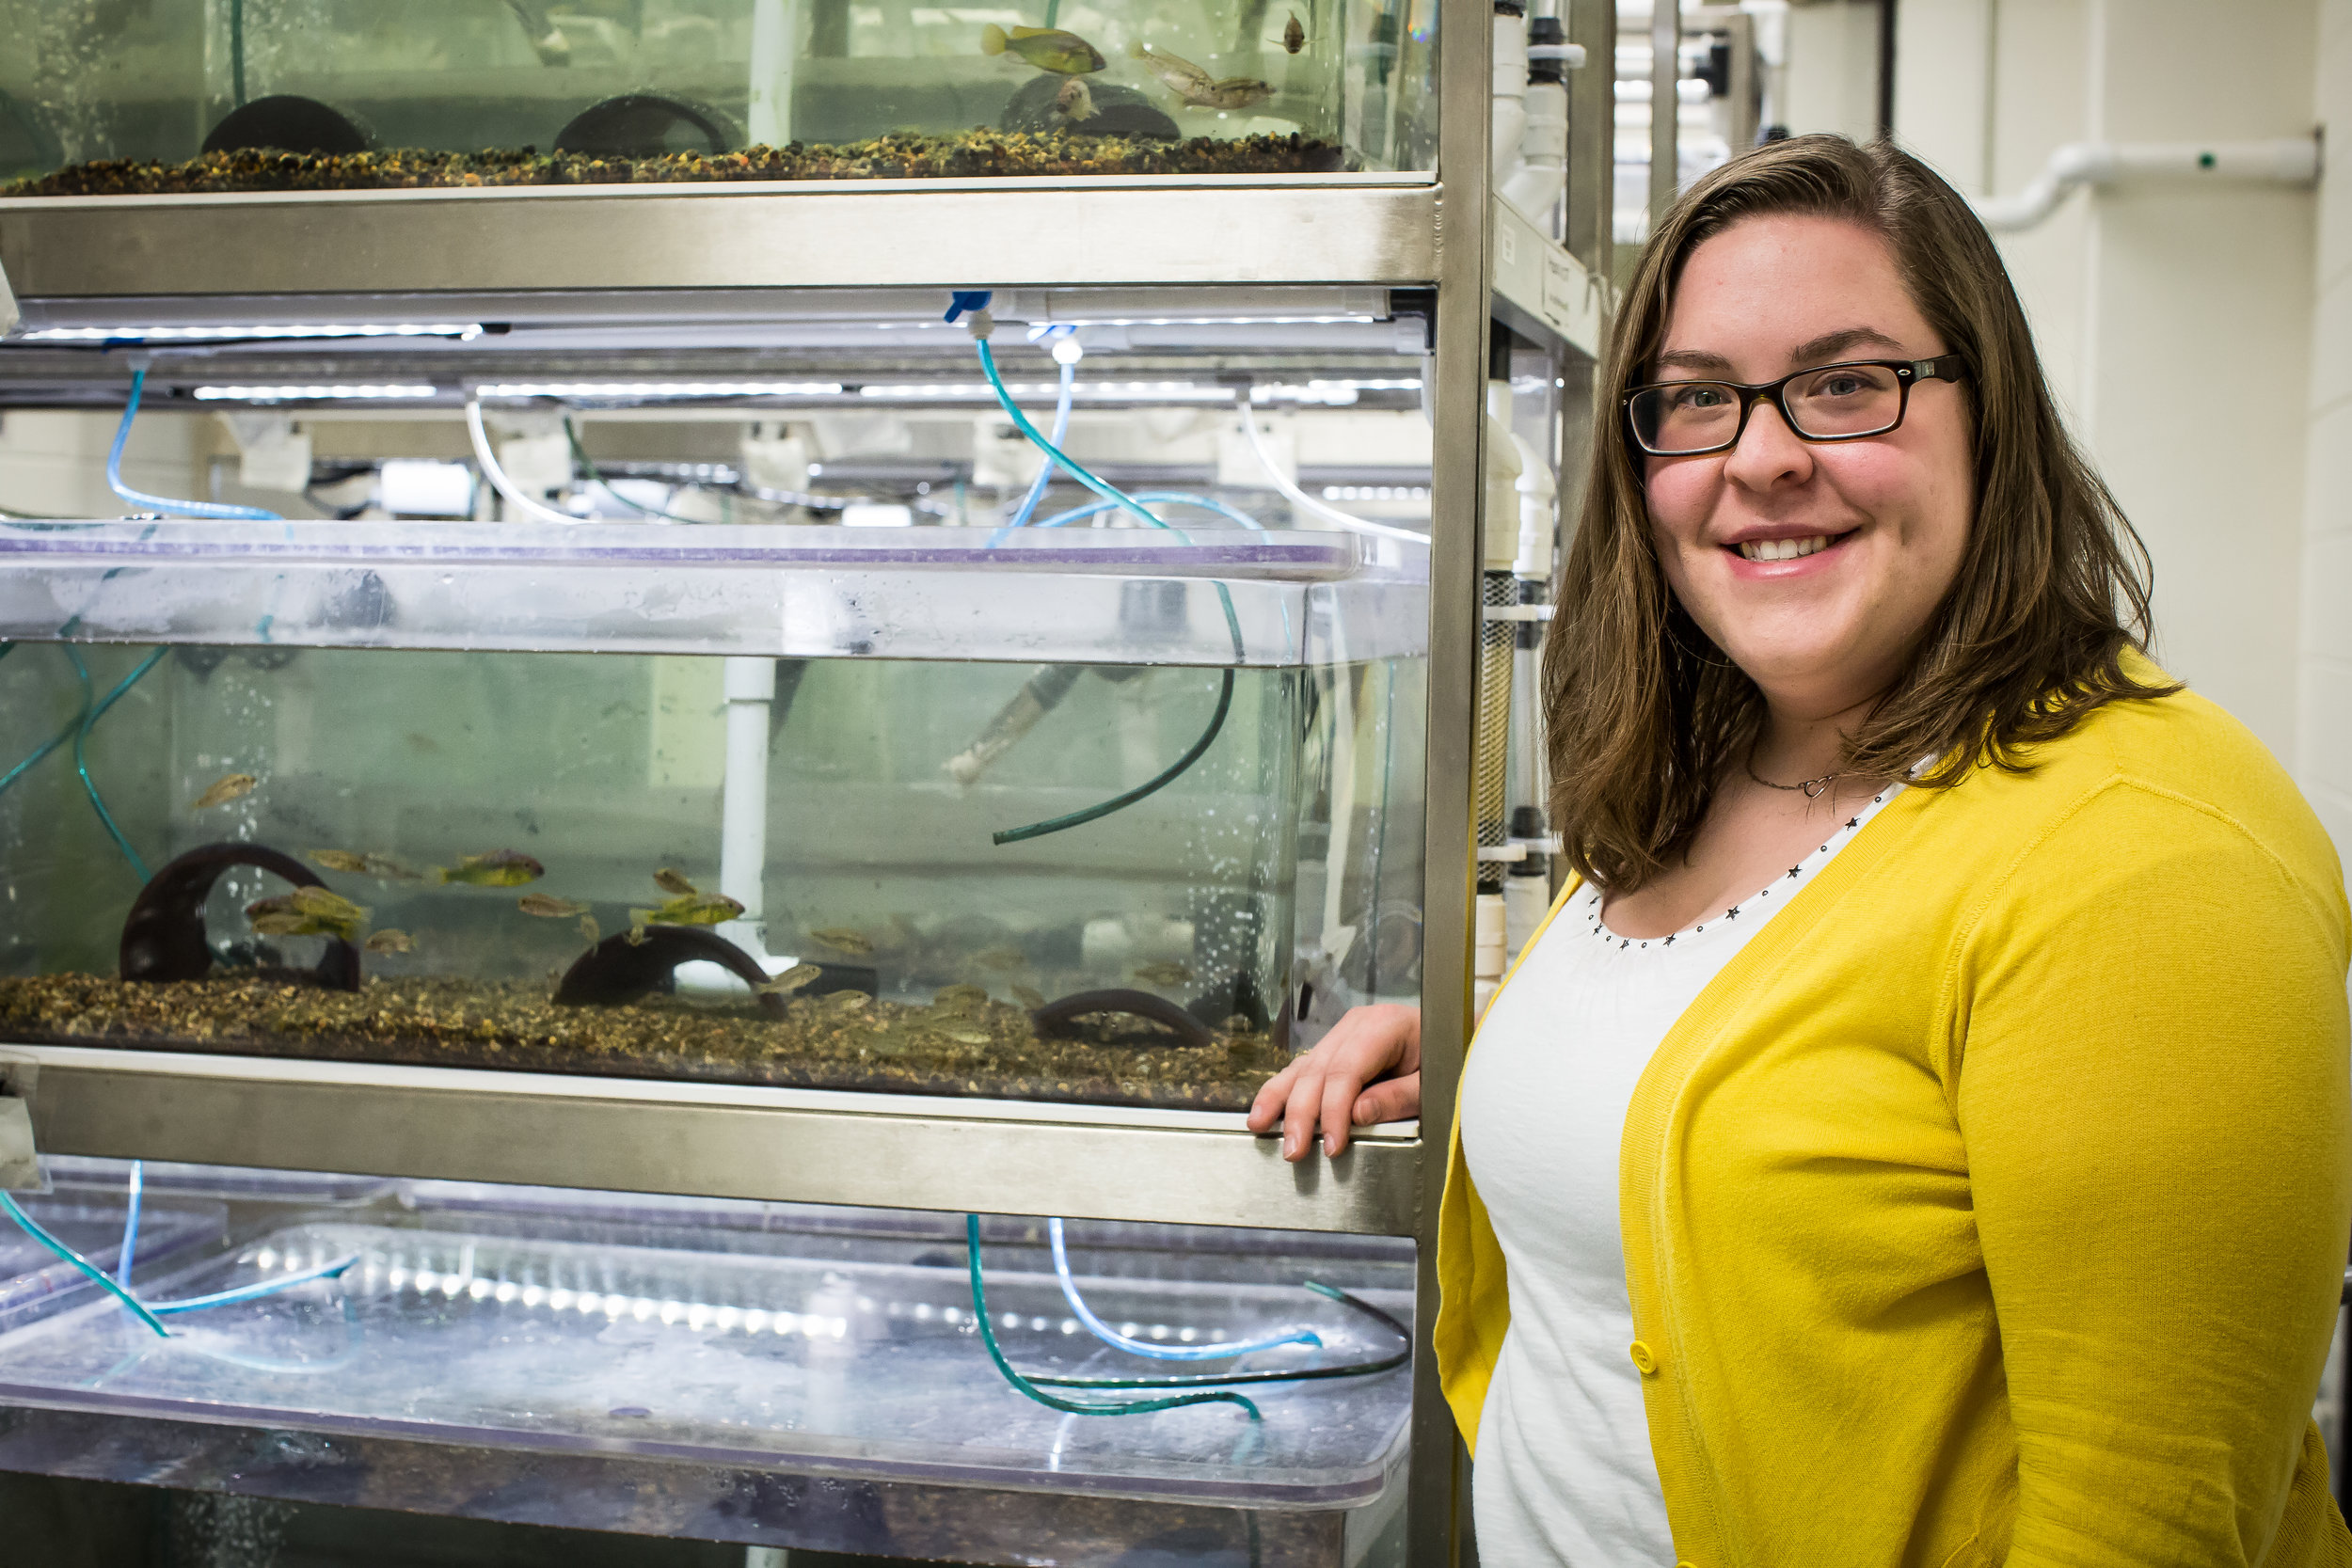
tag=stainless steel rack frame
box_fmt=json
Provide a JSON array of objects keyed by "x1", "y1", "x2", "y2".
[{"x1": 0, "y1": 0, "x2": 1619, "y2": 1557}]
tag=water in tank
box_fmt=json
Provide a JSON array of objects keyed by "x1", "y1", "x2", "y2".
[
  {"x1": 0, "y1": 636, "x2": 1425, "y2": 1111},
  {"x1": 0, "y1": 0, "x2": 1438, "y2": 194}
]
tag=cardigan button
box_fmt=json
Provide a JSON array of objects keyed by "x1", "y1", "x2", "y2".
[{"x1": 1628, "y1": 1340, "x2": 1658, "y2": 1375}]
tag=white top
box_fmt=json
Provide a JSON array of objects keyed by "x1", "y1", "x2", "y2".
[{"x1": 1458, "y1": 784, "x2": 1904, "y2": 1567}]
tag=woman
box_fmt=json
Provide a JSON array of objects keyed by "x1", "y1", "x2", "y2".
[{"x1": 1249, "y1": 135, "x2": 2352, "y2": 1566}]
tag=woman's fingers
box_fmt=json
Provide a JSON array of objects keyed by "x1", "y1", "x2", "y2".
[
  {"x1": 1250, "y1": 1005, "x2": 1422, "y2": 1161},
  {"x1": 1351, "y1": 1072, "x2": 1422, "y2": 1127}
]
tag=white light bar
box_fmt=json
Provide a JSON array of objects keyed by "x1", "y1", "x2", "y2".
[
  {"x1": 193, "y1": 384, "x2": 441, "y2": 402},
  {"x1": 858, "y1": 381, "x2": 1234, "y2": 403},
  {"x1": 1324, "y1": 484, "x2": 1432, "y2": 501},
  {"x1": 24, "y1": 323, "x2": 484, "y2": 342},
  {"x1": 476, "y1": 381, "x2": 844, "y2": 400}
]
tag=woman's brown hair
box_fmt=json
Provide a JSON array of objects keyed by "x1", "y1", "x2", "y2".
[{"x1": 1543, "y1": 133, "x2": 2173, "y2": 892}]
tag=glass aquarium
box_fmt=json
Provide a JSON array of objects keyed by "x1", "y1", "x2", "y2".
[
  {"x1": 0, "y1": 524, "x2": 1426, "y2": 1111},
  {"x1": 0, "y1": 0, "x2": 1437, "y2": 195}
]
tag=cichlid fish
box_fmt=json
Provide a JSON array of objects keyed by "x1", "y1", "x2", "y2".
[
  {"x1": 652, "y1": 867, "x2": 697, "y2": 895},
  {"x1": 431, "y1": 850, "x2": 545, "y2": 887},
  {"x1": 972, "y1": 944, "x2": 1027, "y2": 971},
  {"x1": 310, "y1": 849, "x2": 371, "y2": 873},
  {"x1": 364, "y1": 928, "x2": 414, "y2": 955},
  {"x1": 981, "y1": 23, "x2": 1106, "y2": 74},
  {"x1": 246, "y1": 885, "x2": 369, "y2": 942},
  {"x1": 1129, "y1": 41, "x2": 1272, "y2": 110},
  {"x1": 825, "y1": 990, "x2": 871, "y2": 1015},
  {"x1": 1054, "y1": 76, "x2": 1099, "y2": 122},
  {"x1": 933, "y1": 983, "x2": 990, "y2": 1013},
  {"x1": 809, "y1": 927, "x2": 874, "y2": 957},
  {"x1": 630, "y1": 892, "x2": 744, "y2": 930},
  {"x1": 579, "y1": 914, "x2": 601, "y2": 944},
  {"x1": 942, "y1": 1026, "x2": 992, "y2": 1046},
  {"x1": 758, "y1": 962, "x2": 823, "y2": 996},
  {"x1": 1280, "y1": 11, "x2": 1305, "y2": 53},
  {"x1": 623, "y1": 924, "x2": 650, "y2": 946},
  {"x1": 194, "y1": 772, "x2": 258, "y2": 810},
  {"x1": 1011, "y1": 984, "x2": 1046, "y2": 1009},
  {"x1": 518, "y1": 893, "x2": 591, "y2": 918},
  {"x1": 1134, "y1": 960, "x2": 1196, "y2": 987}
]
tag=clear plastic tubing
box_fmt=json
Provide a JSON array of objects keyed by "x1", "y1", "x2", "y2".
[{"x1": 1048, "y1": 1217, "x2": 1321, "y2": 1360}]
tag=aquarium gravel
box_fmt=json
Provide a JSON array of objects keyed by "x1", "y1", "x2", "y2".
[
  {"x1": 6, "y1": 131, "x2": 1346, "y2": 198},
  {"x1": 0, "y1": 972, "x2": 1286, "y2": 1111}
]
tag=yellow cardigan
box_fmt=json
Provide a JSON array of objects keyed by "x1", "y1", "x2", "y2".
[{"x1": 1434, "y1": 680, "x2": 2352, "y2": 1568}]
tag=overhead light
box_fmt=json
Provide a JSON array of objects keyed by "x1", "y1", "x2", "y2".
[
  {"x1": 1324, "y1": 484, "x2": 1431, "y2": 502},
  {"x1": 193, "y1": 384, "x2": 440, "y2": 402},
  {"x1": 24, "y1": 323, "x2": 484, "y2": 342},
  {"x1": 475, "y1": 380, "x2": 844, "y2": 400}
]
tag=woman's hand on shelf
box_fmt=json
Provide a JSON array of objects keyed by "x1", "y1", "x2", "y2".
[{"x1": 1246, "y1": 1003, "x2": 1422, "y2": 1162}]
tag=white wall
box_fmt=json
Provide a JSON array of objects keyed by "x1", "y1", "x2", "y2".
[
  {"x1": 2307, "y1": 0, "x2": 2352, "y2": 852},
  {"x1": 1895, "y1": 0, "x2": 2319, "y2": 774},
  {"x1": 0, "y1": 409, "x2": 204, "y2": 517}
]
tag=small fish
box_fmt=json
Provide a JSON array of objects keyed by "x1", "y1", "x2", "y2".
[
  {"x1": 1011, "y1": 984, "x2": 1046, "y2": 1009},
  {"x1": 630, "y1": 892, "x2": 744, "y2": 930},
  {"x1": 246, "y1": 886, "x2": 369, "y2": 942},
  {"x1": 1129, "y1": 41, "x2": 1272, "y2": 110},
  {"x1": 431, "y1": 850, "x2": 545, "y2": 887},
  {"x1": 364, "y1": 928, "x2": 413, "y2": 955},
  {"x1": 652, "y1": 867, "x2": 697, "y2": 896},
  {"x1": 1280, "y1": 10, "x2": 1306, "y2": 53},
  {"x1": 518, "y1": 893, "x2": 591, "y2": 918},
  {"x1": 758, "y1": 962, "x2": 823, "y2": 996},
  {"x1": 193, "y1": 772, "x2": 257, "y2": 810},
  {"x1": 624, "y1": 924, "x2": 650, "y2": 946},
  {"x1": 826, "y1": 990, "x2": 872, "y2": 1014},
  {"x1": 579, "y1": 914, "x2": 601, "y2": 944},
  {"x1": 309, "y1": 849, "x2": 371, "y2": 873},
  {"x1": 972, "y1": 944, "x2": 1028, "y2": 972},
  {"x1": 980, "y1": 22, "x2": 1106, "y2": 74},
  {"x1": 364, "y1": 854, "x2": 424, "y2": 882},
  {"x1": 810, "y1": 927, "x2": 874, "y2": 957},
  {"x1": 933, "y1": 983, "x2": 990, "y2": 1013},
  {"x1": 943, "y1": 1027, "x2": 992, "y2": 1046},
  {"x1": 1054, "y1": 76, "x2": 1099, "y2": 122},
  {"x1": 1134, "y1": 960, "x2": 1196, "y2": 987}
]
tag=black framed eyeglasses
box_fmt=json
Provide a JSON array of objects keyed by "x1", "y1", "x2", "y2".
[{"x1": 1623, "y1": 356, "x2": 1969, "y2": 456}]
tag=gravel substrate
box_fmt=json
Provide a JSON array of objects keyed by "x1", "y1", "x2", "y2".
[
  {"x1": 0, "y1": 972, "x2": 1286, "y2": 1111},
  {"x1": 5, "y1": 132, "x2": 1347, "y2": 197}
]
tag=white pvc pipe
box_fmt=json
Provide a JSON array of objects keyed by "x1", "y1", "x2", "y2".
[
  {"x1": 1233, "y1": 398, "x2": 1431, "y2": 546},
  {"x1": 464, "y1": 399, "x2": 581, "y2": 526},
  {"x1": 1973, "y1": 136, "x2": 2321, "y2": 232},
  {"x1": 719, "y1": 656, "x2": 775, "y2": 942}
]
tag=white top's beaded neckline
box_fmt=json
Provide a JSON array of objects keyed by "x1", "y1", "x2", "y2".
[{"x1": 1583, "y1": 784, "x2": 1905, "y2": 952}]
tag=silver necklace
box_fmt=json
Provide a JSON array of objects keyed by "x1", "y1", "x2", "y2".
[{"x1": 1744, "y1": 752, "x2": 1839, "y2": 800}]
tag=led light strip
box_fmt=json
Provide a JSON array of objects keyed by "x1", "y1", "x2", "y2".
[
  {"x1": 25, "y1": 323, "x2": 484, "y2": 342},
  {"x1": 193, "y1": 384, "x2": 440, "y2": 402},
  {"x1": 476, "y1": 381, "x2": 844, "y2": 400}
]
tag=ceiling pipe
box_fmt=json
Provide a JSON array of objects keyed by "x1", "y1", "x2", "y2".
[{"x1": 1973, "y1": 135, "x2": 2322, "y2": 232}]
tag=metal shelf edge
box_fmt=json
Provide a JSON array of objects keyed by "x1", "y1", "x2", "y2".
[
  {"x1": 0, "y1": 184, "x2": 1444, "y2": 298},
  {"x1": 6, "y1": 1045, "x2": 1424, "y2": 1236}
]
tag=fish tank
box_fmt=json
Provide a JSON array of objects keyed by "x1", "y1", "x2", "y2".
[
  {"x1": 0, "y1": 520, "x2": 1428, "y2": 1114},
  {"x1": 0, "y1": 0, "x2": 1438, "y2": 195}
]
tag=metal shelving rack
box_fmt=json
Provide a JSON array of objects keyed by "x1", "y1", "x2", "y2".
[{"x1": 0, "y1": 1, "x2": 1616, "y2": 1558}]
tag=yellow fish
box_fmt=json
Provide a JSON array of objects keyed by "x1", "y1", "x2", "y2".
[
  {"x1": 630, "y1": 892, "x2": 744, "y2": 931},
  {"x1": 194, "y1": 772, "x2": 258, "y2": 810},
  {"x1": 981, "y1": 22, "x2": 1105, "y2": 74},
  {"x1": 431, "y1": 850, "x2": 545, "y2": 887},
  {"x1": 247, "y1": 885, "x2": 369, "y2": 942},
  {"x1": 364, "y1": 928, "x2": 413, "y2": 955},
  {"x1": 518, "y1": 893, "x2": 591, "y2": 918}
]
